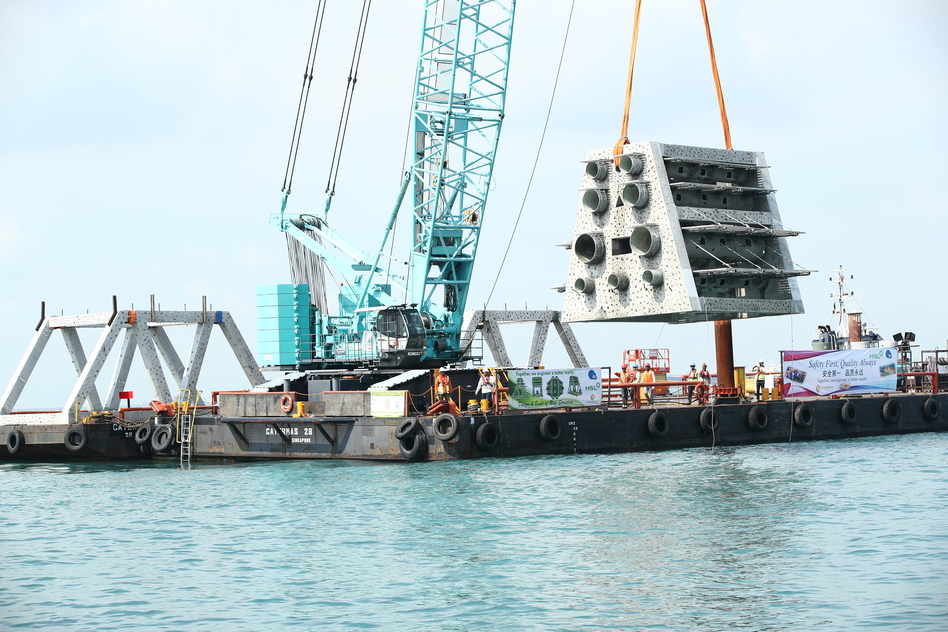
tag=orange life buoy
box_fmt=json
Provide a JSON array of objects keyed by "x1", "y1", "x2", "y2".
[{"x1": 280, "y1": 394, "x2": 294, "y2": 413}]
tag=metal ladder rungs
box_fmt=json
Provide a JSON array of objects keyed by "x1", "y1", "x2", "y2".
[{"x1": 179, "y1": 413, "x2": 193, "y2": 468}]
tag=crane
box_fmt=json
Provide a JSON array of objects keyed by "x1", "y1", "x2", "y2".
[{"x1": 266, "y1": 0, "x2": 516, "y2": 371}]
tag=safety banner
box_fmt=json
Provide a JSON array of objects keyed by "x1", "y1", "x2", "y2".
[
  {"x1": 506, "y1": 367, "x2": 602, "y2": 410},
  {"x1": 781, "y1": 348, "x2": 898, "y2": 397},
  {"x1": 370, "y1": 390, "x2": 408, "y2": 417}
]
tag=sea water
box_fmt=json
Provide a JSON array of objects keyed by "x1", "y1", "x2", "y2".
[{"x1": 2, "y1": 433, "x2": 946, "y2": 631}]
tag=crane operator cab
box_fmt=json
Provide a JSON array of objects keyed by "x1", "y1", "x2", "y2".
[{"x1": 376, "y1": 307, "x2": 427, "y2": 368}]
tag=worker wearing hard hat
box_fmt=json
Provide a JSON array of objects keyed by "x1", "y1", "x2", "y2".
[
  {"x1": 475, "y1": 368, "x2": 496, "y2": 413},
  {"x1": 753, "y1": 360, "x2": 766, "y2": 401},
  {"x1": 684, "y1": 363, "x2": 699, "y2": 405},
  {"x1": 638, "y1": 363, "x2": 655, "y2": 406},
  {"x1": 620, "y1": 364, "x2": 636, "y2": 407}
]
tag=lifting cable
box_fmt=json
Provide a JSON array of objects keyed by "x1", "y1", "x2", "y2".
[
  {"x1": 699, "y1": 0, "x2": 732, "y2": 149},
  {"x1": 613, "y1": 0, "x2": 733, "y2": 160},
  {"x1": 612, "y1": 0, "x2": 643, "y2": 165},
  {"x1": 281, "y1": 1, "x2": 329, "y2": 199},
  {"x1": 325, "y1": 0, "x2": 373, "y2": 205}
]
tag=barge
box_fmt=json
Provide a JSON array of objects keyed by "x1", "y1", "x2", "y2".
[{"x1": 4, "y1": 370, "x2": 944, "y2": 463}]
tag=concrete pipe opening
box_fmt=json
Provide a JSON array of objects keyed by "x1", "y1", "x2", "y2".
[
  {"x1": 585, "y1": 161, "x2": 608, "y2": 181},
  {"x1": 607, "y1": 272, "x2": 630, "y2": 291},
  {"x1": 621, "y1": 182, "x2": 649, "y2": 208},
  {"x1": 618, "y1": 155, "x2": 643, "y2": 176},
  {"x1": 630, "y1": 226, "x2": 661, "y2": 257},
  {"x1": 582, "y1": 189, "x2": 608, "y2": 213},
  {"x1": 643, "y1": 269, "x2": 664, "y2": 286},
  {"x1": 574, "y1": 232, "x2": 606, "y2": 264},
  {"x1": 573, "y1": 277, "x2": 595, "y2": 294}
]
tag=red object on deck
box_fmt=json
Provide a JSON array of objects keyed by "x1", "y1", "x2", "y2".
[
  {"x1": 119, "y1": 391, "x2": 133, "y2": 400},
  {"x1": 427, "y1": 399, "x2": 461, "y2": 417},
  {"x1": 150, "y1": 400, "x2": 175, "y2": 415}
]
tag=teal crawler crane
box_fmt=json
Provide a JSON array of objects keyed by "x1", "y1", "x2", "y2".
[{"x1": 263, "y1": 1, "x2": 516, "y2": 371}]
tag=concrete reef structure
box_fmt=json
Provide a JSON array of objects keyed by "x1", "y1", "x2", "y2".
[{"x1": 562, "y1": 142, "x2": 809, "y2": 324}]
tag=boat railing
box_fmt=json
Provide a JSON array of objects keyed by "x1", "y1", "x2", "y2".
[
  {"x1": 603, "y1": 377, "x2": 707, "y2": 409},
  {"x1": 897, "y1": 372, "x2": 939, "y2": 394}
]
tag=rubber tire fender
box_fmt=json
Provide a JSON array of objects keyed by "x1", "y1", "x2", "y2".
[
  {"x1": 394, "y1": 418, "x2": 419, "y2": 440},
  {"x1": 922, "y1": 397, "x2": 940, "y2": 421},
  {"x1": 399, "y1": 429, "x2": 428, "y2": 461},
  {"x1": 134, "y1": 422, "x2": 154, "y2": 445},
  {"x1": 840, "y1": 401, "x2": 857, "y2": 425},
  {"x1": 475, "y1": 422, "x2": 500, "y2": 451},
  {"x1": 433, "y1": 414, "x2": 459, "y2": 442},
  {"x1": 6, "y1": 429, "x2": 24, "y2": 455},
  {"x1": 794, "y1": 403, "x2": 814, "y2": 428},
  {"x1": 65, "y1": 425, "x2": 88, "y2": 452},
  {"x1": 539, "y1": 415, "x2": 561, "y2": 441},
  {"x1": 699, "y1": 407, "x2": 718, "y2": 433},
  {"x1": 151, "y1": 424, "x2": 175, "y2": 453},
  {"x1": 747, "y1": 405, "x2": 768, "y2": 431},
  {"x1": 882, "y1": 399, "x2": 901, "y2": 424},
  {"x1": 647, "y1": 411, "x2": 669, "y2": 437}
]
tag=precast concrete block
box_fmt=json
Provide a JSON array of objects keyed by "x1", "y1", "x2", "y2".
[{"x1": 562, "y1": 142, "x2": 808, "y2": 324}]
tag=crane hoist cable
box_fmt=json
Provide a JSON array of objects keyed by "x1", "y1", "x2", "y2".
[
  {"x1": 281, "y1": 1, "x2": 329, "y2": 200},
  {"x1": 325, "y1": 0, "x2": 373, "y2": 208},
  {"x1": 613, "y1": 0, "x2": 734, "y2": 160}
]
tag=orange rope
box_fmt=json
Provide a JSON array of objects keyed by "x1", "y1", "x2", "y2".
[
  {"x1": 613, "y1": 0, "x2": 644, "y2": 166},
  {"x1": 699, "y1": 0, "x2": 732, "y2": 149}
]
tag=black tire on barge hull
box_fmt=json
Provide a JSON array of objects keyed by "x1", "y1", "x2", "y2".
[
  {"x1": 794, "y1": 403, "x2": 814, "y2": 428},
  {"x1": 539, "y1": 415, "x2": 561, "y2": 441},
  {"x1": 6, "y1": 429, "x2": 24, "y2": 455},
  {"x1": 134, "y1": 422, "x2": 153, "y2": 445},
  {"x1": 647, "y1": 412, "x2": 669, "y2": 437},
  {"x1": 841, "y1": 401, "x2": 857, "y2": 425},
  {"x1": 151, "y1": 424, "x2": 175, "y2": 453},
  {"x1": 399, "y1": 429, "x2": 428, "y2": 461},
  {"x1": 476, "y1": 423, "x2": 500, "y2": 451},
  {"x1": 699, "y1": 408, "x2": 717, "y2": 433},
  {"x1": 882, "y1": 399, "x2": 901, "y2": 424},
  {"x1": 65, "y1": 425, "x2": 87, "y2": 452},
  {"x1": 923, "y1": 397, "x2": 941, "y2": 421},
  {"x1": 747, "y1": 405, "x2": 768, "y2": 431},
  {"x1": 395, "y1": 418, "x2": 419, "y2": 440},
  {"x1": 433, "y1": 414, "x2": 459, "y2": 442}
]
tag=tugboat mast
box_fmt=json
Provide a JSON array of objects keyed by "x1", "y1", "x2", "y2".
[{"x1": 830, "y1": 265, "x2": 853, "y2": 338}]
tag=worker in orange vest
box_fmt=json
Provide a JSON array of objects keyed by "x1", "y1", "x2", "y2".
[
  {"x1": 436, "y1": 371, "x2": 453, "y2": 404},
  {"x1": 638, "y1": 363, "x2": 655, "y2": 406},
  {"x1": 620, "y1": 364, "x2": 636, "y2": 407}
]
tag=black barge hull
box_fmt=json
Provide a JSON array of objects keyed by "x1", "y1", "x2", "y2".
[
  {"x1": 189, "y1": 393, "x2": 948, "y2": 462},
  {"x1": 0, "y1": 422, "x2": 150, "y2": 461}
]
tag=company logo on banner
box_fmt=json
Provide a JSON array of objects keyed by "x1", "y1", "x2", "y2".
[
  {"x1": 507, "y1": 367, "x2": 601, "y2": 410},
  {"x1": 782, "y1": 348, "x2": 898, "y2": 397}
]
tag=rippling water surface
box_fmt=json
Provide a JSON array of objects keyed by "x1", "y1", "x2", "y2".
[{"x1": 2, "y1": 434, "x2": 947, "y2": 630}]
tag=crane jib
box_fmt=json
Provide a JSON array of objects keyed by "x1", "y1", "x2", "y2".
[{"x1": 264, "y1": 1, "x2": 516, "y2": 371}]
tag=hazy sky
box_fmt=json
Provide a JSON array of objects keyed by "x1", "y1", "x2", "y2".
[{"x1": 2, "y1": 0, "x2": 946, "y2": 408}]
